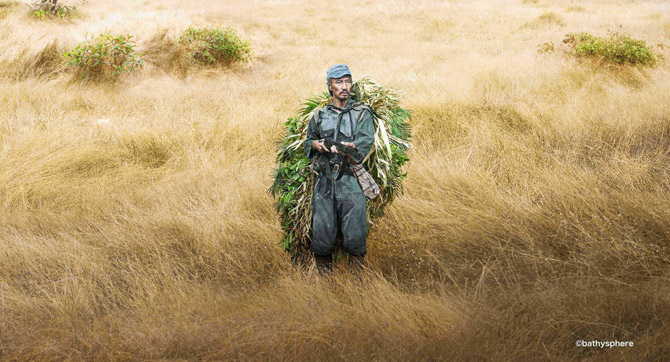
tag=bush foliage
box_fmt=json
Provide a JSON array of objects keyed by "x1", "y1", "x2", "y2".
[
  {"x1": 178, "y1": 25, "x2": 252, "y2": 65},
  {"x1": 31, "y1": 0, "x2": 77, "y2": 19},
  {"x1": 63, "y1": 33, "x2": 144, "y2": 81},
  {"x1": 562, "y1": 31, "x2": 658, "y2": 66}
]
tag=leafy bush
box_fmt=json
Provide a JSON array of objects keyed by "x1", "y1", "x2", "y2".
[
  {"x1": 63, "y1": 33, "x2": 144, "y2": 81},
  {"x1": 178, "y1": 25, "x2": 252, "y2": 65},
  {"x1": 31, "y1": 0, "x2": 77, "y2": 19},
  {"x1": 563, "y1": 31, "x2": 658, "y2": 66}
]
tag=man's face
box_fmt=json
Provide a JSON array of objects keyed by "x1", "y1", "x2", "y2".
[{"x1": 329, "y1": 75, "x2": 352, "y2": 101}]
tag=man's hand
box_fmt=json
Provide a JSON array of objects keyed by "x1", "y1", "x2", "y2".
[
  {"x1": 322, "y1": 140, "x2": 357, "y2": 155},
  {"x1": 332, "y1": 142, "x2": 355, "y2": 154},
  {"x1": 312, "y1": 140, "x2": 329, "y2": 153}
]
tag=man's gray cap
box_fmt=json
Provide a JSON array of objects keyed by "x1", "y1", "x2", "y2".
[{"x1": 326, "y1": 64, "x2": 352, "y2": 85}]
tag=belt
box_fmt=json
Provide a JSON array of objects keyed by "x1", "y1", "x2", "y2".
[{"x1": 322, "y1": 162, "x2": 353, "y2": 177}]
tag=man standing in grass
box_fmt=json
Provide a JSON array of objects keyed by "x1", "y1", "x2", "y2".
[{"x1": 303, "y1": 64, "x2": 375, "y2": 275}]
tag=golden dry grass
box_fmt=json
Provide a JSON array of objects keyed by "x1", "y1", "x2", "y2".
[{"x1": 1, "y1": 0, "x2": 669, "y2": 360}]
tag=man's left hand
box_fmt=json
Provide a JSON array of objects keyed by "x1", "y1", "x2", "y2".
[{"x1": 341, "y1": 142, "x2": 356, "y2": 149}]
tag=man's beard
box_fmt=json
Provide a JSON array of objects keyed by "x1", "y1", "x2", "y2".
[{"x1": 336, "y1": 92, "x2": 350, "y2": 101}]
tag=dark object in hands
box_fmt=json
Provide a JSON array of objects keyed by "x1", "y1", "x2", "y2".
[
  {"x1": 313, "y1": 138, "x2": 379, "y2": 201},
  {"x1": 323, "y1": 139, "x2": 361, "y2": 163}
]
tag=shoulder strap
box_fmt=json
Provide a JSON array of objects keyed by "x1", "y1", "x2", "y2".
[
  {"x1": 312, "y1": 107, "x2": 322, "y2": 124},
  {"x1": 353, "y1": 105, "x2": 377, "y2": 166},
  {"x1": 357, "y1": 104, "x2": 381, "y2": 120},
  {"x1": 352, "y1": 103, "x2": 368, "y2": 111},
  {"x1": 350, "y1": 104, "x2": 372, "y2": 132},
  {"x1": 354, "y1": 106, "x2": 367, "y2": 124}
]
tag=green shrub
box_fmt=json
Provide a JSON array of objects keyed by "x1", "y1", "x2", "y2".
[
  {"x1": 31, "y1": 0, "x2": 77, "y2": 19},
  {"x1": 178, "y1": 25, "x2": 252, "y2": 65},
  {"x1": 563, "y1": 31, "x2": 658, "y2": 66},
  {"x1": 63, "y1": 33, "x2": 144, "y2": 81}
]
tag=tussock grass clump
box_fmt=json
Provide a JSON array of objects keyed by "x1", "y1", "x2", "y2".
[
  {"x1": 563, "y1": 31, "x2": 658, "y2": 66},
  {"x1": 11, "y1": 40, "x2": 66, "y2": 80},
  {"x1": 523, "y1": 11, "x2": 565, "y2": 28},
  {"x1": 270, "y1": 77, "x2": 412, "y2": 264},
  {"x1": 63, "y1": 33, "x2": 144, "y2": 82},
  {"x1": 178, "y1": 25, "x2": 252, "y2": 65},
  {"x1": 418, "y1": 18, "x2": 453, "y2": 40},
  {"x1": 0, "y1": 1, "x2": 20, "y2": 18},
  {"x1": 537, "y1": 41, "x2": 555, "y2": 54},
  {"x1": 121, "y1": 132, "x2": 174, "y2": 169},
  {"x1": 566, "y1": 5, "x2": 585, "y2": 12},
  {"x1": 143, "y1": 29, "x2": 192, "y2": 76}
]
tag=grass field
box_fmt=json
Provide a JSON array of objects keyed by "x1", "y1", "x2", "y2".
[{"x1": 1, "y1": 0, "x2": 669, "y2": 360}]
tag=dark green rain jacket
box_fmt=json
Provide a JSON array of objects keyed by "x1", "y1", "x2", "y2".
[{"x1": 303, "y1": 98, "x2": 375, "y2": 171}]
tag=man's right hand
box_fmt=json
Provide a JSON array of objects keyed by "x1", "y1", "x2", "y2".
[{"x1": 312, "y1": 140, "x2": 329, "y2": 153}]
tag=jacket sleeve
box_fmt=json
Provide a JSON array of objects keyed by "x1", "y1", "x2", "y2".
[
  {"x1": 352, "y1": 110, "x2": 375, "y2": 164},
  {"x1": 303, "y1": 111, "x2": 320, "y2": 160}
]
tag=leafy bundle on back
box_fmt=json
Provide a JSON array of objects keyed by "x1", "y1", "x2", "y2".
[{"x1": 269, "y1": 77, "x2": 412, "y2": 264}]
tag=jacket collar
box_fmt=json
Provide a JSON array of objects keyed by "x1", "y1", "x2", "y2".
[{"x1": 326, "y1": 97, "x2": 359, "y2": 113}]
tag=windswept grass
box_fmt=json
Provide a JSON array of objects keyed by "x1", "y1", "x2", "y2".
[
  {"x1": 0, "y1": 0, "x2": 669, "y2": 360},
  {"x1": 523, "y1": 11, "x2": 565, "y2": 29},
  {"x1": 566, "y1": 6, "x2": 585, "y2": 13},
  {"x1": 4, "y1": 39, "x2": 67, "y2": 80},
  {"x1": 0, "y1": 1, "x2": 19, "y2": 19}
]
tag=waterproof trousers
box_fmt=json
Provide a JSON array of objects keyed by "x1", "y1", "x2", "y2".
[{"x1": 310, "y1": 172, "x2": 367, "y2": 257}]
